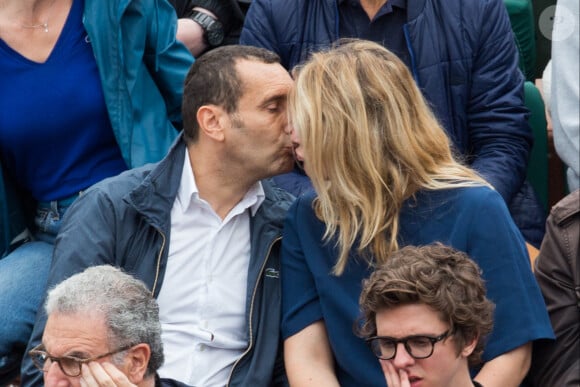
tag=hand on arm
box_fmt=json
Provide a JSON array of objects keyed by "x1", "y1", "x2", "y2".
[
  {"x1": 473, "y1": 342, "x2": 532, "y2": 387},
  {"x1": 176, "y1": 18, "x2": 206, "y2": 56},
  {"x1": 176, "y1": 8, "x2": 217, "y2": 56},
  {"x1": 284, "y1": 320, "x2": 340, "y2": 387}
]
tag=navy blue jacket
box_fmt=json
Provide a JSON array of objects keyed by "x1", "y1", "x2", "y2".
[
  {"x1": 22, "y1": 137, "x2": 293, "y2": 387},
  {"x1": 240, "y1": 0, "x2": 548, "y2": 246}
]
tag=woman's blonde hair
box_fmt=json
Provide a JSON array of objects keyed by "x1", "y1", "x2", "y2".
[{"x1": 289, "y1": 40, "x2": 489, "y2": 275}]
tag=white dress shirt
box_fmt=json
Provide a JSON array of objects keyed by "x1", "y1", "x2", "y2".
[{"x1": 157, "y1": 151, "x2": 264, "y2": 386}]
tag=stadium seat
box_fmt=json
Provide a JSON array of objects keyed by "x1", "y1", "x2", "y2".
[{"x1": 504, "y1": 0, "x2": 537, "y2": 81}]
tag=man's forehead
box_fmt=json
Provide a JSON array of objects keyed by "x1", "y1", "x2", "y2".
[
  {"x1": 235, "y1": 59, "x2": 292, "y2": 100},
  {"x1": 235, "y1": 59, "x2": 290, "y2": 85},
  {"x1": 44, "y1": 311, "x2": 108, "y2": 354}
]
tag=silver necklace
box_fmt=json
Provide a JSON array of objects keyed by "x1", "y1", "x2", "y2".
[
  {"x1": 21, "y1": 21, "x2": 49, "y2": 32},
  {"x1": 20, "y1": 0, "x2": 56, "y2": 33}
]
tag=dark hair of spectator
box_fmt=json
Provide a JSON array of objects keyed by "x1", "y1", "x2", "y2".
[{"x1": 182, "y1": 45, "x2": 281, "y2": 143}]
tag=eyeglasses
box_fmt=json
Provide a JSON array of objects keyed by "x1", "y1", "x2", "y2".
[
  {"x1": 366, "y1": 330, "x2": 451, "y2": 360},
  {"x1": 29, "y1": 344, "x2": 133, "y2": 377}
]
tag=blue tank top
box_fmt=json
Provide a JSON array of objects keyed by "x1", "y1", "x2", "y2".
[{"x1": 0, "y1": 0, "x2": 127, "y2": 201}]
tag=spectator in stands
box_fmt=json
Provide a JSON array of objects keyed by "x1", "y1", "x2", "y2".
[
  {"x1": 359, "y1": 244, "x2": 494, "y2": 387},
  {"x1": 527, "y1": 189, "x2": 579, "y2": 387},
  {"x1": 282, "y1": 40, "x2": 553, "y2": 387},
  {"x1": 170, "y1": 0, "x2": 250, "y2": 56},
  {"x1": 23, "y1": 44, "x2": 295, "y2": 386},
  {"x1": 31, "y1": 265, "x2": 188, "y2": 387},
  {"x1": 541, "y1": 0, "x2": 579, "y2": 191},
  {"x1": 0, "y1": 0, "x2": 192, "y2": 382},
  {"x1": 241, "y1": 0, "x2": 546, "y2": 247}
]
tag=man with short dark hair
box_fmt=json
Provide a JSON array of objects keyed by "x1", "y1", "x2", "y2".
[{"x1": 23, "y1": 45, "x2": 295, "y2": 387}]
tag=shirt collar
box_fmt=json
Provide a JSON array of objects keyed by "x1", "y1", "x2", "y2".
[
  {"x1": 176, "y1": 150, "x2": 197, "y2": 214},
  {"x1": 240, "y1": 180, "x2": 265, "y2": 217}
]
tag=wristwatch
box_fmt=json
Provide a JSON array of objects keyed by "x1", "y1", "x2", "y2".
[{"x1": 189, "y1": 11, "x2": 225, "y2": 48}]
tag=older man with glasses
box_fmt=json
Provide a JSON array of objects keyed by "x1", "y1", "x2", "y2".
[{"x1": 29, "y1": 265, "x2": 188, "y2": 387}]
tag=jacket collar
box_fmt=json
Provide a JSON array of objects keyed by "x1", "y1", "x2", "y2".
[{"x1": 126, "y1": 135, "x2": 186, "y2": 231}]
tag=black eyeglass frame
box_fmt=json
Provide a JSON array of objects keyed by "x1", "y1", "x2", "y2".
[
  {"x1": 28, "y1": 344, "x2": 133, "y2": 377},
  {"x1": 365, "y1": 330, "x2": 452, "y2": 360}
]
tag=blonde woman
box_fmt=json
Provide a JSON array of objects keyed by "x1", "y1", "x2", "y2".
[{"x1": 282, "y1": 40, "x2": 553, "y2": 387}]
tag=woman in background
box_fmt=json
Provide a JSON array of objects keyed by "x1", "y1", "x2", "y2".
[
  {"x1": 282, "y1": 40, "x2": 553, "y2": 387},
  {"x1": 0, "y1": 0, "x2": 193, "y2": 380}
]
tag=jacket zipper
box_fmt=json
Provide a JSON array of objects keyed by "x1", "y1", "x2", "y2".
[
  {"x1": 151, "y1": 227, "x2": 167, "y2": 295},
  {"x1": 226, "y1": 236, "x2": 282, "y2": 386}
]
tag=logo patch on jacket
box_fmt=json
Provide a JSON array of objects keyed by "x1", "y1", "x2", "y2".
[{"x1": 264, "y1": 268, "x2": 279, "y2": 279}]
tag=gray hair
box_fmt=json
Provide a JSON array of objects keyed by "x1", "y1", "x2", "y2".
[{"x1": 45, "y1": 265, "x2": 164, "y2": 376}]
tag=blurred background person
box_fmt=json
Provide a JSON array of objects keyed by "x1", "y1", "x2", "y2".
[
  {"x1": 359, "y1": 244, "x2": 495, "y2": 387},
  {"x1": 527, "y1": 189, "x2": 579, "y2": 387},
  {"x1": 540, "y1": 0, "x2": 579, "y2": 191}
]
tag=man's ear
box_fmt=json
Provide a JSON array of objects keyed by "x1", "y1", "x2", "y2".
[
  {"x1": 460, "y1": 334, "x2": 479, "y2": 358},
  {"x1": 125, "y1": 343, "x2": 151, "y2": 383},
  {"x1": 197, "y1": 105, "x2": 226, "y2": 142}
]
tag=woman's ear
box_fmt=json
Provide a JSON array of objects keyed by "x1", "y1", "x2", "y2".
[{"x1": 125, "y1": 343, "x2": 151, "y2": 383}]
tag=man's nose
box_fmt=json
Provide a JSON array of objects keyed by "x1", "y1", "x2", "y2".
[
  {"x1": 391, "y1": 343, "x2": 415, "y2": 368},
  {"x1": 44, "y1": 361, "x2": 70, "y2": 387},
  {"x1": 284, "y1": 120, "x2": 294, "y2": 135}
]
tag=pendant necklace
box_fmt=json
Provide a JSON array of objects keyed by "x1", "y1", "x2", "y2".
[
  {"x1": 20, "y1": 0, "x2": 57, "y2": 33},
  {"x1": 21, "y1": 21, "x2": 49, "y2": 32}
]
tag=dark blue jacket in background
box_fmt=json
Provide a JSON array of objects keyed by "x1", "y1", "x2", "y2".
[{"x1": 241, "y1": 0, "x2": 546, "y2": 245}]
